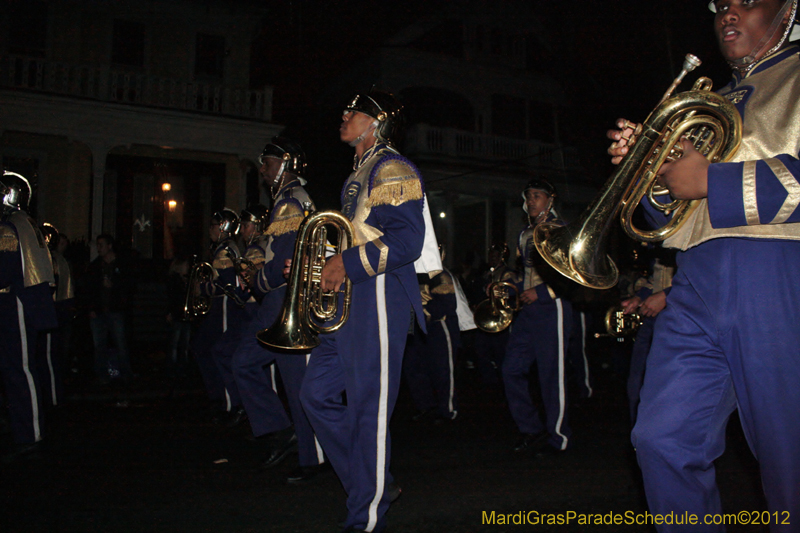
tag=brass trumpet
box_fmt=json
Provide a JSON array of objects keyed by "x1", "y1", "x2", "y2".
[
  {"x1": 594, "y1": 305, "x2": 643, "y2": 339},
  {"x1": 534, "y1": 54, "x2": 742, "y2": 289},
  {"x1": 473, "y1": 281, "x2": 521, "y2": 333},
  {"x1": 256, "y1": 210, "x2": 355, "y2": 351}
]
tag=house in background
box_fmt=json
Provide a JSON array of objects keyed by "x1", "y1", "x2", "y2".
[
  {"x1": 0, "y1": 0, "x2": 281, "y2": 261},
  {"x1": 318, "y1": 1, "x2": 597, "y2": 269}
]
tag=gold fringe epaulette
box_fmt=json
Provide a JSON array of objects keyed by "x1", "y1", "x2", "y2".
[
  {"x1": 431, "y1": 273, "x2": 455, "y2": 295},
  {"x1": 0, "y1": 225, "x2": 19, "y2": 252},
  {"x1": 367, "y1": 156, "x2": 423, "y2": 208},
  {"x1": 212, "y1": 257, "x2": 234, "y2": 270},
  {"x1": 266, "y1": 199, "x2": 304, "y2": 237}
]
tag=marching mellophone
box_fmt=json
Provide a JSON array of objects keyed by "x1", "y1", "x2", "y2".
[{"x1": 533, "y1": 54, "x2": 742, "y2": 290}]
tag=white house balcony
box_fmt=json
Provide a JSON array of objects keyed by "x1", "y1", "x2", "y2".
[
  {"x1": 1, "y1": 54, "x2": 272, "y2": 122},
  {"x1": 404, "y1": 123, "x2": 581, "y2": 171}
]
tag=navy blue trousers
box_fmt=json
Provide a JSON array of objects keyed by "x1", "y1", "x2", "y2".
[
  {"x1": 502, "y1": 298, "x2": 572, "y2": 450},
  {"x1": 232, "y1": 287, "x2": 321, "y2": 467},
  {"x1": 301, "y1": 274, "x2": 411, "y2": 533},
  {"x1": 633, "y1": 239, "x2": 800, "y2": 531},
  {"x1": 0, "y1": 295, "x2": 45, "y2": 443},
  {"x1": 403, "y1": 318, "x2": 458, "y2": 419}
]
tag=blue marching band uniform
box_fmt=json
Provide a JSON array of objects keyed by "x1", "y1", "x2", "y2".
[
  {"x1": 191, "y1": 217, "x2": 250, "y2": 415},
  {"x1": 633, "y1": 43, "x2": 800, "y2": 526},
  {"x1": 0, "y1": 178, "x2": 57, "y2": 447},
  {"x1": 36, "y1": 224, "x2": 75, "y2": 409},
  {"x1": 300, "y1": 141, "x2": 430, "y2": 533},
  {"x1": 404, "y1": 267, "x2": 461, "y2": 421},
  {"x1": 232, "y1": 174, "x2": 325, "y2": 472},
  {"x1": 502, "y1": 208, "x2": 573, "y2": 453}
]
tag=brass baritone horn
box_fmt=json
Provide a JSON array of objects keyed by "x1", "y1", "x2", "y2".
[
  {"x1": 533, "y1": 54, "x2": 742, "y2": 290},
  {"x1": 473, "y1": 281, "x2": 521, "y2": 333},
  {"x1": 256, "y1": 210, "x2": 355, "y2": 351}
]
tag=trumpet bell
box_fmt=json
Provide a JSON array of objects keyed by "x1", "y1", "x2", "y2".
[
  {"x1": 533, "y1": 222, "x2": 619, "y2": 290},
  {"x1": 473, "y1": 298, "x2": 514, "y2": 333}
]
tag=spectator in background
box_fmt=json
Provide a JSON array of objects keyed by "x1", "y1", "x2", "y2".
[{"x1": 82, "y1": 234, "x2": 133, "y2": 384}]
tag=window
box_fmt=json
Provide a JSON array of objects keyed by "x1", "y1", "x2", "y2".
[
  {"x1": 195, "y1": 33, "x2": 225, "y2": 81},
  {"x1": 529, "y1": 100, "x2": 555, "y2": 143},
  {"x1": 8, "y1": 1, "x2": 48, "y2": 57},
  {"x1": 112, "y1": 20, "x2": 145, "y2": 68}
]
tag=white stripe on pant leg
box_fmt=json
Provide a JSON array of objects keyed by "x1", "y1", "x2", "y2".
[
  {"x1": 17, "y1": 297, "x2": 41, "y2": 442},
  {"x1": 47, "y1": 332, "x2": 57, "y2": 406},
  {"x1": 580, "y1": 312, "x2": 593, "y2": 398},
  {"x1": 270, "y1": 364, "x2": 277, "y2": 393},
  {"x1": 222, "y1": 295, "x2": 228, "y2": 333},
  {"x1": 366, "y1": 275, "x2": 389, "y2": 532},
  {"x1": 306, "y1": 352, "x2": 325, "y2": 464},
  {"x1": 440, "y1": 320, "x2": 456, "y2": 418},
  {"x1": 554, "y1": 299, "x2": 568, "y2": 450}
]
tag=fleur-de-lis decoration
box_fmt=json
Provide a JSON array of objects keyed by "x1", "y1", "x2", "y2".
[{"x1": 134, "y1": 213, "x2": 151, "y2": 233}]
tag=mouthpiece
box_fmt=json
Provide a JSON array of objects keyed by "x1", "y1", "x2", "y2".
[{"x1": 660, "y1": 54, "x2": 703, "y2": 103}]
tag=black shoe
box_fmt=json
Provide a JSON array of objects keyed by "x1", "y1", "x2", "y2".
[
  {"x1": 260, "y1": 433, "x2": 298, "y2": 469},
  {"x1": 286, "y1": 461, "x2": 332, "y2": 484},
  {"x1": 513, "y1": 432, "x2": 548, "y2": 452},
  {"x1": 535, "y1": 443, "x2": 568, "y2": 457},
  {"x1": 224, "y1": 407, "x2": 248, "y2": 428}
]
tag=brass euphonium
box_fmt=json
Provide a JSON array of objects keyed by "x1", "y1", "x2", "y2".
[
  {"x1": 256, "y1": 210, "x2": 355, "y2": 351},
  {"x1": 534, "y1": 54, "x2": 743, "y2": 289},
  {"x1": 473, "y1": 281, "x2": 521, "y2": 333}
]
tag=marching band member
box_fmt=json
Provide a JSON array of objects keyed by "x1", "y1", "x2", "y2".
[
  {"x1": 404, "y1": 247, "x2": 461, "y2": 422},
  {"x1": 608, "y1": 0, "x2": 800, "y2": 526},
  {"x1": 299, "y1": 90, "x2": 428, "y2": 533},
  {"x1": 37, "y1": 222, "x2": 75, "y2": 408},
  {"x1": 502, "y1": 178, "x2": 573, "y2": 455},
  {"x1": 473, "y1": 242, "x2": 517, "y2": 385},
  {"x1": 0, "y1": 171, "x2": 57, "y2": 460},
  {"x1": 190, "y1": 208, "x2": 248, "y2": 422},
  {"x1": 208, "y1": 206, "x2": 269, "y2": 428},
  {"x1": 231, "y1": 138, "x2": 325, "y2": 482}
]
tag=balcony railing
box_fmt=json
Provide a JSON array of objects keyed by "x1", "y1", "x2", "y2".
[
  {"x1": 405, "y1": 123, "x2": 580, "y2": 170},
  {"x1": 1, "y1": 55, "x2": 272, "y2": 121}
]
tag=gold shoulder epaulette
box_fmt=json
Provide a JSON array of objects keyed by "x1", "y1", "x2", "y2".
[
  {"x1": 0, "y1": 225, "x2": 19, "y2": 252},
  {"x1": 367, "y1": 155, "x2": 423, "y2": 208},
  {"x1": 267, "y1": 198, "x2": 305, "y2": 237},
  {"x1": 431, "y1": 271, "x2": 455, "y2": 295}
]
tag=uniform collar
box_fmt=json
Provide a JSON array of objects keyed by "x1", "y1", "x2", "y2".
[{"x1": 734, "y1": 44, "x2": 800, "y2": 83}]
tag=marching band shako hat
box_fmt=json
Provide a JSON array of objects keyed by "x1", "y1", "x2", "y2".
[
  {"x1": 40, "y1": 222, "x2": 60, "y2": 250},
  {"x1": 211, "y1": 207, "x2": 240, "y2": 236},
  {"x1": 240, "y1": 204, "x2": 269, "y2": 233},
  {"x1": 1, "y1": 170, "x2": 32, "y2": 215},
  {"x1": 345, "y1": 90, "x2": 405, "y2": 144},
  {"x1": 522, "y1": 178, "x2": 557, "y2": 198},
  {"x1": 258, "y1": 136, "x2": 307, "y2": 179}
]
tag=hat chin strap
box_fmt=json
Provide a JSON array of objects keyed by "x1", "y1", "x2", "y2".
[
  {"x1": 349, "y1": 121, "x2": 378, "y2": 147},
  {"x1": 728, "y1": 0, "x2": 797, "y2": 73}
]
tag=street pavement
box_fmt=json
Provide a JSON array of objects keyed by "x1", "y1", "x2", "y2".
[{"x1": 0, "y1": 349, "x2": 767, "y2": 533}]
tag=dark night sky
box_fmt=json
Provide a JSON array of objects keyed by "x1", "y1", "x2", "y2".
[{"x1": 246, "y1": 0, "x2": 731, "y2": 208}]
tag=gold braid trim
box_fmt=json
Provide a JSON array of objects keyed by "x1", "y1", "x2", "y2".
[
  {"x1": 367, "y1": 159, "x2": 423, "y2": 208},
  {"x1": 266, "y1": 200, "x2": 304, "y2": 236},
  {"x1": 0, "y1": 226, "x2": 19, "y2": 252},
  {"x1": 431, "y1": 272, "x2": 455, "y2": 295}
]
